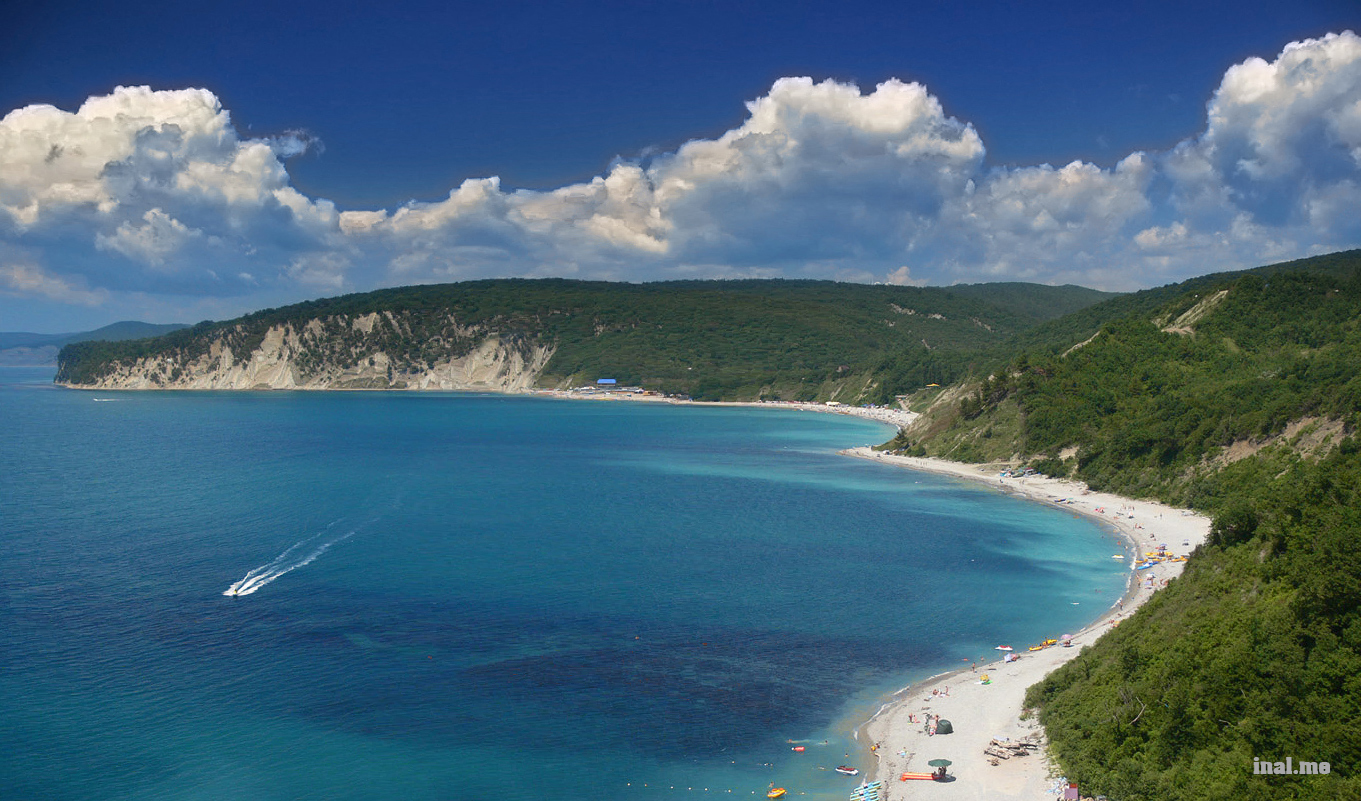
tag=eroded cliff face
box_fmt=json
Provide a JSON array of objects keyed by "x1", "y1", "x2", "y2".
[{"x1": 62, "y1": 312, "x2": 555, "y2": 392}]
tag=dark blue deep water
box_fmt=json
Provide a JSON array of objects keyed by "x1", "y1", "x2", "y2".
[{"x1": 0, "y1": 367, "x2": 1127, "y2": 800}]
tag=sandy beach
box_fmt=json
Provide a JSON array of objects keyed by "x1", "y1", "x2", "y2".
[
  {"x1": 839, "y1": 448, "x2": 1210, "y2": 799},
  {"x1": 535, "y1": 388, "x2": 924, "y2": 430}
]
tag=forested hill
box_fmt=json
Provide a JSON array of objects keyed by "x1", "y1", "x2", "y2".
[
  {"x1": 884, "y1": 249, "x2": 1361, "y2": 800},
  {"x1": 895, "y1": 252, "x2": 1361, "y2": 503},
  {"x1": 1028, "y1": 444, "x2": 1361, "y2": 800},
  {"x1": 54, "y1": 279, "x2": 1115, "y2": 400},
  {"x1": 986, "y1": 248, "x2": 1361, "y2": 363}
]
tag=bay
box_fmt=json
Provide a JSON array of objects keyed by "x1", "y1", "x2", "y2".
[{"x1": 0, "y1": 367, "x2": 1126, "y2": 800}]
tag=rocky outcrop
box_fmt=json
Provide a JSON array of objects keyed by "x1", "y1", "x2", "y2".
[{"x1": 60, "y1": 312, "x2": 556, "y2": 392}]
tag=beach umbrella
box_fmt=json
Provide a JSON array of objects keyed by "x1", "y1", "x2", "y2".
[{"x1": 927, "y1": 759, "x2": 952, "y2": 767}]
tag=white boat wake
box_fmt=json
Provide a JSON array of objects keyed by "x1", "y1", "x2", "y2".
[{"x1": 224, "y1": 529, "x2": 354, "y2": 597}]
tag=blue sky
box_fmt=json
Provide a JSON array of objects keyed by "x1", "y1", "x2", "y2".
[{"x1": 1, "y1": 0, "x2": 1358, "y2": 331}]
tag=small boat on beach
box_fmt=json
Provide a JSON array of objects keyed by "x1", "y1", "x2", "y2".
[{"x1": 836, "y1": 765, "x2": 860, "y2": 775}]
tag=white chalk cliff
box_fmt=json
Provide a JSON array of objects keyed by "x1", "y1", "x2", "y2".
[{"x1": 62, "y1": 312, "x2": 556, "y2": 392}]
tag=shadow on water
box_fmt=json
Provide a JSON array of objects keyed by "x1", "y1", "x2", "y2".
[{"x1": 146, "y1": 588, "x2": 947, "y2": 759}]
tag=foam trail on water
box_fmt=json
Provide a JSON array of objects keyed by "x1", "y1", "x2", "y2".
[
  {"x1": 224, "y1": 539, "x2": 313, "y2": 596},
  {"x1": 224, "y1": 530, "x2": 354, "y2": 596}
]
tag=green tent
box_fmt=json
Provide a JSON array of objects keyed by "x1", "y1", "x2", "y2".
[{"x1": 935, "y1": 719, "x2": 954, "y2": 734}]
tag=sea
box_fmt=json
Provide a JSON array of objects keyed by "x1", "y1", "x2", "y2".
[{"x1": 0, "y1": 366, "x2": 1129, "y2": 801}]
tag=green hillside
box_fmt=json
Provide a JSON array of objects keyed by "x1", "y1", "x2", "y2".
[
  {"x1": 900, "y1": 266, "x2": 1361, "y2": 501},
  {"x1": 944, "y1": 282, "x2": 1119, "y2": 323},
  {"x1": 56, "y1": 279, "x2": 1110, "y2": 400},
  {"x1": 1025, "y1": 443, "x2": 1361, "y2": 801},
  {"x1": 1001, "y1": 249, "x2": 1361, "y2": 361},
  {"x1": 888, "y1": 250, "x2": 1361, "y2": 799}
]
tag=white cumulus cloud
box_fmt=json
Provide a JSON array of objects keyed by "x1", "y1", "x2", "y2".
[
  {"x1": 0, "y1": 85, "x2": 340, "y2": 299},
  {"x1": 0, "y1": 259, "x2": 107, "y2": 305},
  {"x1": 95, "y1": 208, "x2": 206, "y2": 267}
]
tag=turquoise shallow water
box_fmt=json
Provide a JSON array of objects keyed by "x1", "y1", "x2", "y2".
[{"x1": 0, "y1": 367, "x2": 1127, "y2": 800}]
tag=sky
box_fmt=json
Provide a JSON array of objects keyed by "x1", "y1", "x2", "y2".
[{"x1": 1, "y1": 0, "x2": 1358, "y2": 332}]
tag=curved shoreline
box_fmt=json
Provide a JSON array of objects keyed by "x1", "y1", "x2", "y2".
[{"x1": 843, "y1": 448, "x2": 1210, "y2": 800}]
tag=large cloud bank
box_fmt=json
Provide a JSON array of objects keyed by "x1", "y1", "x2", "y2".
[{"x1": 2, "y1": 32, "x2": 1360, "y2": 318}]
